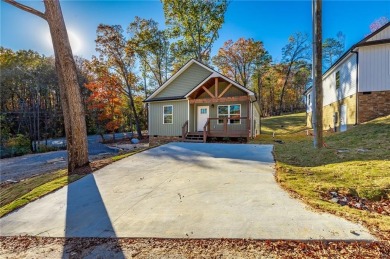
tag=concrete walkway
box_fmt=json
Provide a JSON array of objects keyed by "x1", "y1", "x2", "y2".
[{"x1": 0, "y1": 143, "x2": 374, "y2": 240}]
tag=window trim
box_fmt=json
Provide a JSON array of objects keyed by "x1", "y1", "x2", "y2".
[
  {"x1": 217, "y1": 104, "x2": 241, "y2": 124},
  {"x1": 335, "y1": 71, "x2": 340, "y2": 89},
  {"x1": 163, "y1": 105, "x2": 173, "y2": 124}
]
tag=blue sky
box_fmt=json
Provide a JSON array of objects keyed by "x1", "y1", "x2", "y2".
[{"x1": 1, "y1": 0, "x2": 389, "y2": 62}]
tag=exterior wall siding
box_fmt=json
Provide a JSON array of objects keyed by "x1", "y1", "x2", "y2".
[
  {"x1": 149, "y1": 100, "x2": 188, "y2": 136},
  {"x1": 323, "y1": 54, "x2": 357, "y2": 106},
  {"x1": 358, "y1": 91, "x2": 390, "y2": 123},
  {"x1": 366, "y1": 26, "x2": 390, "y2": 42},
  {"x1": 307, "y1": 94, "x2": 357, "y2": 130},
  {"x1": 252, "y1": 104, "x2": 260, "y2": 136},
  {"x1": 306, "y1": 89, "x2": 313, "y2": 113},
  {"x1": 306, "y1": 111, "x2": 312, "y2": 128},
  {"x1": 155, "y1": 63, "x2": 212, "y2": 98},
  {"x1": 189, "y1": 103, "x2": 195, "y2": 132},
  {"x1": 359, "y1": 44, "x2": 390, "y2": 92}
]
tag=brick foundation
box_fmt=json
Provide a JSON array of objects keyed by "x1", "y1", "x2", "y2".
[
  {"x1": 358, "y1": 91, "x2": 390, "y2": 123},
  {"x1": 307, "y1": 94, "x2": 357, "y2": 131},
  {"x1": 149, "y1": 136, "x2": 183, "y2": 146}
]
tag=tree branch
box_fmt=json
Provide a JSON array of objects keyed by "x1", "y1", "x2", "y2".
[{"x1": 3, "y1": 0, "x2": 46, "y2": 20}]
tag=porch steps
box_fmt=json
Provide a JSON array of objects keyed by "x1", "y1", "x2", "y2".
[{"x1": 184, "y1": 132, "x2": 203, "y2": 143}]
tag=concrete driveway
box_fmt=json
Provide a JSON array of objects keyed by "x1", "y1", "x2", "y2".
[{"x1": 0, "y1": 143, "x2": 374, "y2": 240}]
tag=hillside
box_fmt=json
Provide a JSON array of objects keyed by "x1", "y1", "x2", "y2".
[{"x1": 260, "y1": 112, "x2": 307, "y2": 134}]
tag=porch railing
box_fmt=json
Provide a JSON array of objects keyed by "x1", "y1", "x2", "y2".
[
  {"x1": 202, "y1": 117, "x2": 250, "y2": 142},
  {"x1": 182, "y1": 120, "x2": 189, "y2": 140}
]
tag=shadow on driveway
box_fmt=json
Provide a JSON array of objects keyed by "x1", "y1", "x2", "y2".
[
  {"x1": 63, "y1": 174, "x2": 124, "y2": 258},
  {"x1": 141, "y1": 142, "x2": 274, "y2": 165}
]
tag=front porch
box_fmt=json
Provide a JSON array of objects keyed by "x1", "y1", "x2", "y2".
[
  {"x1": 183, "y1": 117, "x2": 250, "y2": 143},
  {"x1": 182, "y1": 76, "x2": 252, "y2": 143}
]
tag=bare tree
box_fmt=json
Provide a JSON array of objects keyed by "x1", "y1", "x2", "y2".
[
  {"x1": 279, "y1": 32, "x2": 310, "y2": 115},
  {"x1": 4, "y1": 0, "x2": 89, "y2": 173}
]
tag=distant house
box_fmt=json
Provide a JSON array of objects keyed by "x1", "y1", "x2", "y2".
[
  {"x1": 305, "y1": 22, "x2": 390, "y2": 132},
  {"x1": 145, "y1": 59, "x2": 260, "y2": 144}
]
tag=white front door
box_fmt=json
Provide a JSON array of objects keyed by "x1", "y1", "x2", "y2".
[
  {"x1": 197, "y1": 106, "x2": 209, "y2": 131},
  {"x1": 340, "y1": 105, "x2": 347, "y2": 132}
]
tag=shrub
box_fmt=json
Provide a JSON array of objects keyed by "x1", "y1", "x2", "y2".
[{"x1": 2, "y1": 134, "x2": 31, "y2": 157}]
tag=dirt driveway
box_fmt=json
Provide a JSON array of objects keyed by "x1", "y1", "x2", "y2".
[{"x1": 0, "y1": 143, "x2": 374, "y2": 240}]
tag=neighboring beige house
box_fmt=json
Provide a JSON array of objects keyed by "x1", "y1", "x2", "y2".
[
  {"x1": 145, "y1": 59, "x2": 260, "y2": 144},
  {"x1": 305, "y1": 22, "x2": 390, "y2": 132}
]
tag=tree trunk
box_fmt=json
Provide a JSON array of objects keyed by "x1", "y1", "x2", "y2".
[
  {"x1": 278, "y1": 64, "x2": 293, "y2": 115},
  {"x1": 5, "y1": 0, "x2": 90, "y2": 173},
  {"x1": 44, "y1": 0, "x2": 89, "y2": 173},
  {"x1": 256, "y1": 74, "x2": 262, "y2": 134},
  {"x1": 127, "y1": 91, "x2": 143, "y2": 139}
]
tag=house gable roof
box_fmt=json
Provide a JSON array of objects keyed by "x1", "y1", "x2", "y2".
[
  {"x1": 145, "y1": 59, "x2": 211, "y2": 102},
  {"x1": 145, "y1": 59, "x2": 255, "y2": 102},
  {"x1": 322, "y1": 22, "x2": 390, "y2": 78}
]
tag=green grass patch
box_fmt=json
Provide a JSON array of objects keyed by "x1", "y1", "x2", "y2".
[
  {"x1": 261, "y1": 112, "x2": 307, "y2": 135},
  {"x1": 251, "y1": 115, "x2": 390, "y2": 238},
  {"x1": 0, "y1": 173, "x2": 83, "y2": 217},
  {"x1": 0, "y1": 169, "x2": 68, "y2": 207},
  {"x1": 112, "y1": 152, "x2": 135, "y2": 162}
]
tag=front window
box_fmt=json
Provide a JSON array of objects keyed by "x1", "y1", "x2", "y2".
[
  {"x1": 163, "y1": 105, "x2": 173, "y2": 124},
  {"x1": 217, "y1": 104, "x2": 241, "y2": 124}
]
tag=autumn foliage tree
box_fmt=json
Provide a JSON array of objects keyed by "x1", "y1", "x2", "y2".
[
  {"x1": 213, "y1": 38, "x2": 268, "y2": 87},
  {"x1": 96, "y1": 24, "x2": 143, "y2": 138},
  {"x1": 85, "y1": 69, "x2": 126, "y2": 140}
]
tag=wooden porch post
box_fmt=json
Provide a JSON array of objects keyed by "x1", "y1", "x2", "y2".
[
  {"x1": 247, "y1": 100, "x2": 251, "y2": 138},
  {"x1": 224, "y1": 117, "x2": 228, "y2": 135},
  {"x1": 215, "y1": 77, "x2": 218, "y2": 98}
]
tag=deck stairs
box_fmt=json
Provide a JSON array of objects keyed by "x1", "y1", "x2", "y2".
[{"x1": 183, "y1": 132, "x2": 203, "y2": 143}]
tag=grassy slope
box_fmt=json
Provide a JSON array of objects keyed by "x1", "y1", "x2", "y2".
[
  {"x1": 251, "y1": 115, "x2": 390, "y2": 239},
  {"x1": 260, "y1": 112, "x2": 307, "y2": 134}
]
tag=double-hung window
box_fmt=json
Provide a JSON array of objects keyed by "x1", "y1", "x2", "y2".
[
  {"x1": 163, "y1": 105, "x2": 173, "y2": 124},
  {"x1": 217, "y1": 104, "x2": 241, "y2": 124}
]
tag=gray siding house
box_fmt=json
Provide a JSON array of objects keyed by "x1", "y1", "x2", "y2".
[{"x1": 145, "y1": 59, "x2": 260, "y2": 143}]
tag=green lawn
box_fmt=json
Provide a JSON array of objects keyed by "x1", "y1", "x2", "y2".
[
  {"x1": 251, "y1": 114, "x2": 390, "y2": 239},
  {"x1": 0, "y1": 171, "x2": 83, "y2": 218},
  {"x1": 260, "y1": 112, "x2": 307, "y2": 135}
]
